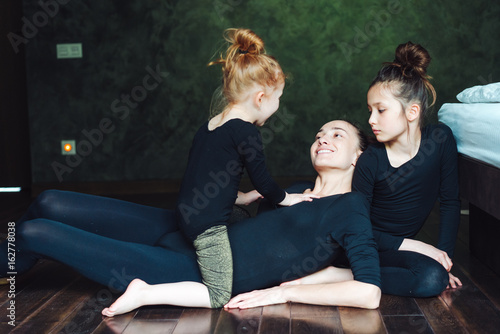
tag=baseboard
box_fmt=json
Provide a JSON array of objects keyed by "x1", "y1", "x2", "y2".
[
  {"x1": 31, "y1": 179, "x2": 183, "y2": 197},
  {"x1": 30, "y1": 176, "x2": 315, "y2": 197}
]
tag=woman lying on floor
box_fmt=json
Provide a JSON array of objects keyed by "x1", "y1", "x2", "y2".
[
  {"x1": 1, "y1": 120, "x2": 382, "y2": 315},
  {"x1": 101, "y1": 119, "x2": 382, "y2": 316}
]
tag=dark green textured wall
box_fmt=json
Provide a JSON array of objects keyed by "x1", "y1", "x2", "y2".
[{"x1": 22, "y1": 0, "x2": 500, "y2": 183}]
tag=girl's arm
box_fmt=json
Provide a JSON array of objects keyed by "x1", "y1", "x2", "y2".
[
  {"x1": 399, "y1": 238, "x2": 453, "y2": 270},
  {"x1": 352, "y1": 148, "x2": 377, "y2": 204},
  {"x1": 436, "y1": 124, "x2": 461, "y2": 258},
  {"x1": 373, "y1": 229, "x2": 455, "y2": 274},
  {"x1": 428, "y1": 125, "x2": 462, "y2": 289},
  {"x1": 225, "y1": 281, "x2": 381, "y2": 310},
  {"x1": 236, "y1": 124, "x2": 287, "y2": 204},
  {"x1": 372, "y1": 229, "x2": 404, "y2": 252},
  {"x1": 398, "y1": 238, "x2": 462, "y2": 288},
  {"x1": 235, "y1": 190, "x2": 263, "y2": 205}
]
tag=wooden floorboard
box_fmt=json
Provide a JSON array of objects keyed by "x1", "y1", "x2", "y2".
[
  {"x1": 260, "y1": 303, "x2": 291, "y2": 334},
  {"x1": 220, "y1": 307, "x2": 261, "y2": 334},
  {"x1": 414, "y1": 297, "x2": 467, "y2": 334},
  {"x1": 291, "y1": 304, "x2": 343, "y2": 334},
  {"x1": 173, "y1": 309, "x2": 220, "y2": 334},
  {"x1": 1, "y1": 193, "x2": 500, "y2": 333}
]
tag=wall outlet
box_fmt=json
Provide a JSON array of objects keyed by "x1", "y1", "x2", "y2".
[
  {"x1": 56, "y1": 43, "x2": 83, "y2": 59},
  {"x1": 61, "y1": 140, "x2": 76, "y2": 155}
]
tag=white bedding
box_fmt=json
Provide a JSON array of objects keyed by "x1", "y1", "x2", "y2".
[{"x1": 438, "y1": 103, "x2": 500, "y2": 169}]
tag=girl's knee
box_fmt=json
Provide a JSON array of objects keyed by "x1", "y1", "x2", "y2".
[{"x1": 415, "y1": 262, "x2": 448, "y2": 297}]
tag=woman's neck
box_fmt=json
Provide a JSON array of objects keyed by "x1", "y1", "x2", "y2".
[{"x1": 310, "y1": 169, "x2": 354, "y2": 197}]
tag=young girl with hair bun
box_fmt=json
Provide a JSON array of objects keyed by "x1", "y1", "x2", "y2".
[
  {"x1": 174, "y1": 28, "x2": 317, "y2": 308},
  {"x1": 353, "y1": 41, "x2": 463, "y2": 296}
]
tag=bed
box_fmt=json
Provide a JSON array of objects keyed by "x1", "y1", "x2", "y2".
[{"x1": 438, "y1": 82, "x2": 500, "y2": 275}]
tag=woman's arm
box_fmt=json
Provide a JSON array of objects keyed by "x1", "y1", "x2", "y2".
[
  {"x1": 225, "y1": 281, "x2": 381, "y2": 310},
  {"x1": 228, "y1": 194, "x2": 382, "y2": 310},
  {"x1": 280, "y1": 266, "x2": 353, "y2": 286}
]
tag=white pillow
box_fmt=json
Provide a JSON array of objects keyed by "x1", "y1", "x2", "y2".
[{"x1": 456, "y1": 82, "x2": 500, "y2": 103}]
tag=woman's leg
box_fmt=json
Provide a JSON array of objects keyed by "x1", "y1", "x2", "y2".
[
  {"x1": 2, "y1": 190, "x2": 177, "y2": 276},
  {"x1": 18, "y1": 190, "x2": 177, "y2": 243},
  {"x1": 12, "y1": 218, "x2": 201, "y2": 290},
  {"x1": 379, "y1": 250, "x2": 449, "y2": 297}
]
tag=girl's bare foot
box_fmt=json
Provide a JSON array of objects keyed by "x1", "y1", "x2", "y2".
[{"x1": 102, "y1": 278, "x2": 148, "y2": 317}]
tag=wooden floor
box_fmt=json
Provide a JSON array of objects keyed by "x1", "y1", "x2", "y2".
[{"x1": 1, "y1": 191, "x2": 500, "y2": 333}]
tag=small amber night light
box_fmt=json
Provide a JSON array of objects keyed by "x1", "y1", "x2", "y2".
[{"x1": 61, "y1": 140, "x2": 76, "y2": 155}]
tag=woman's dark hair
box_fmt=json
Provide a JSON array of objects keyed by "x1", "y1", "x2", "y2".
[
  {"x1": 342, "y1": 120, "x2": 370, "y2": 152},
  {"x1": 369, "y1": 41, "x2": 437, "y2": 128}
]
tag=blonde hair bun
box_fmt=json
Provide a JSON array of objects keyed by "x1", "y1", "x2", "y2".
[
  {"x1": 208, "y1": 28, "x2": 285, "y2": 109},
  {"x1": 225, "y1": 28, "x2": 265, "y2": 57}
]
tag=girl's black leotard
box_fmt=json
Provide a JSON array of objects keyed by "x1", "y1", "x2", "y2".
[
  {"x1": 353, "y1": 123, "x2": 460, "y2": 257},
  {"x1": 176, "y1": 119, "x2": 285, "y2": 241},
  {"x1": 175, "y1": 118, "x2": 288, "y2": 306},
  {"x1": 352, "y1": 123, "x2": 460, "y2": 297},
  {"x1": 1, "y1": 185, "x2": 381, "y2": 294}
]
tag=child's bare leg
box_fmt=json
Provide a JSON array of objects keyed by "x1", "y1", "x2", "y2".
[{"x1": 102, "y1": 279, "x2": 211, "y2": 317}]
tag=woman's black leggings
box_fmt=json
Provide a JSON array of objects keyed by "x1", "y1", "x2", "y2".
[
  {"x1": 1, "y1": 190, "x2": 448, "y2": 297},
  {"x1": 1, "y1": 190, "x2": 201, "y2": 292}
]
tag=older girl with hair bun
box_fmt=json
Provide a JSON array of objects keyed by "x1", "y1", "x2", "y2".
[
  {"x1": 174, "y1": 28, "x2": 317, "y2": 308},
  {"x1": 279, "y1": 42, "x2": 462, "y2": 298},
  {"x1": 352, "y1": 41, "x2": 462, "y2": 296}
]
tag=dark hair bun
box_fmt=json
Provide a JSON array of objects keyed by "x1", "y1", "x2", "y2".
[{"x1": 394, "y1": 41, "x2": 431, "y2": 77}]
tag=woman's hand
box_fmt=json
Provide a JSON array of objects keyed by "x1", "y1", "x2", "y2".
[
  {"x1": 235, "y1": 190, "x2": 263, "y2": 206},
  {"x1": 447, "y1": 272, "x2": 462, "y2": 289},
  {"x1": 224, "y1": 286, "x2": 288, "y2": 309},
  {"x1": 279, "y1": 192, "x2": 320, "y2": 206},
  {"x1": 399, "y1": 239, "x2": 453, "y2": 271}
]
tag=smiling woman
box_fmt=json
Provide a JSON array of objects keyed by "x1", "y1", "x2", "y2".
[
  {"x1": 97, "y1": 120, "x2": 382, "y2": 316},
  {"x1": 310, "y1": 122, "x2": 367, "y2": 178},
  {"x1": 0, "y1": 120, "x2": 383, "y2": 315}
]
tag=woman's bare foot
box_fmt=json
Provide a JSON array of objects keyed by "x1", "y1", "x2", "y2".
[{"x1": 102, "y1": 278, "x2": 149, "y2": 317}]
